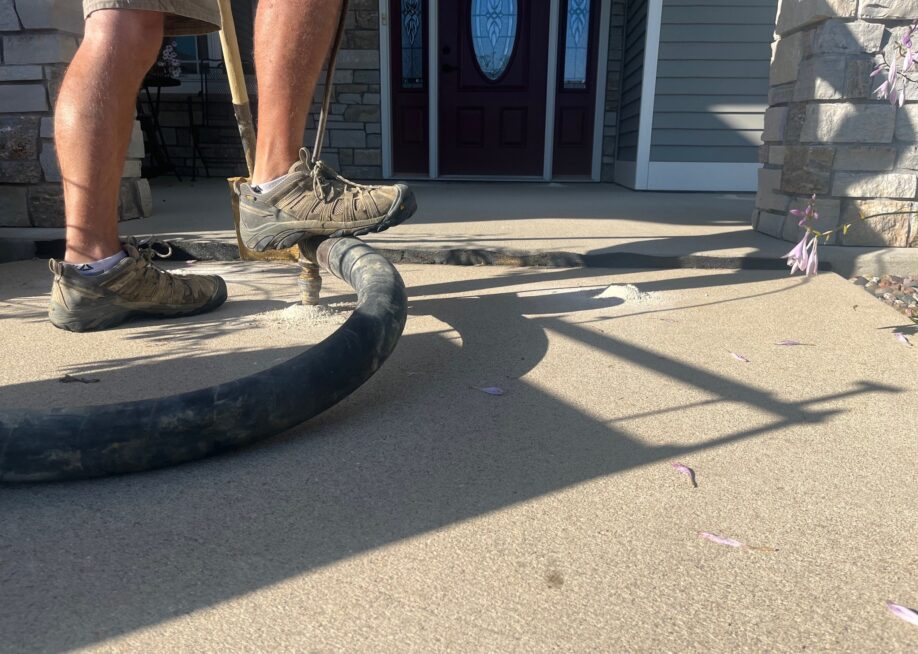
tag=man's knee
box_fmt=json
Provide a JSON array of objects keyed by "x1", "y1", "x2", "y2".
[{"x1": 83, "y1": 9, "x2": 165, "y2": 71}]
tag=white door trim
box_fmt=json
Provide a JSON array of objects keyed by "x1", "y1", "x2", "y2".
[
  {"x1": 591, "y1": 0, "x2": 612, "y2": 181},
  {"x1": 378, "y1": 0, "x2": 394, "y2": 178},
  {"x1": 542, "y1": 0, "x2": 561, "y2": 180},
  {"x1": 635, "y1": 0, "x2": 663, "y2": 189}
]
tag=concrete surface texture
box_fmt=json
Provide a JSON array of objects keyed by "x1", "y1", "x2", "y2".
[
  {"x1": 0, "y1": 260, "x2": 916, "y2": 652},
  {"x1": 0, "y1": 260, "x2": 353, "y2": 409},
  {"x1": 3, "y1": 179, "x2": 917, "y2": 275}
]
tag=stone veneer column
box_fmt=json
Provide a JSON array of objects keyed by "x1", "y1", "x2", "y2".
[
  {"x1": 0, "y1": 0, "x2": 151, "y2": 228},
  {"x1": 755, "y1": 0, "x2": 917, "y2": 247},
  {"x1": 305, "y1": 0, "x2": 382, "y2": 179}
]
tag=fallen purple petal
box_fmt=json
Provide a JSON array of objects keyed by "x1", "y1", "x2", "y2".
[
  {"x1": 671, "y1": 462, "x2": 698, "y2": 488},
  {"x1": 476, "y1": 386, "x2": 505, "y2": 396},
  {"x1": 776, "y1": 339, "x2": 804, "y2": 346},
  {"x1": 698, "y1": 532, "x2": 745, "y2": 548},
  {"x1": 730, "y1": 352, "x2": 750, "y2": 363},
  {"x1": 895, "y1": 333, "x2": 912, "y2": 347},
  {"x1": 886, "y1": 601, "x2": 918, "y2": 627}
]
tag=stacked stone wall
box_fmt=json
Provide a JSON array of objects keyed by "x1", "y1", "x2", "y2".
[
  {"x1": 0, "y1": 0, "x2": 151, "y2": 228},
  {"x1": 756, "y1": 0, "x2": 918, "y2": 247},
  {"x1": 153, "y1": 0, "x2": 383, "y2": 182}
]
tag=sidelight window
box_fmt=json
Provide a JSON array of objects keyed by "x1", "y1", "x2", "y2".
[
  {"x1": 562, "y1": 0, "x2": 590, "y2": 88},
  {"x1": 401, "y1": 0, "x2": 424, "y2": 88}
]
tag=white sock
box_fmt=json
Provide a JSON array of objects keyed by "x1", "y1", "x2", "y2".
[
  {"x1": 252, "y1": 174, "x2": 288, "y2": 194},
  {"x1": 66, "y1": 250, "x2": 127, "y2": 276}
]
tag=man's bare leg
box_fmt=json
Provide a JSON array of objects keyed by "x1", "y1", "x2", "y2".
[
  {"x1": 236, "y1": 0, "x2": 417, "y2": 251},
  {"x1": 55, "y1": 9, "x2": 164, "y2": 263},
  {"x1": 251, "y1": 0, "x2": 343, "y2": 184},
  {"x1": 48, "y1": 8, "x2": 227, "y2": 332}
]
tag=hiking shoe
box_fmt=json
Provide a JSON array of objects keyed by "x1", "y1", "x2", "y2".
[
  {"x1": 238, "y1": 148, "x2": 417, "y2": 251},
  {"x1": 48, "y1": 239, "x2": 228, "y2": 333}
]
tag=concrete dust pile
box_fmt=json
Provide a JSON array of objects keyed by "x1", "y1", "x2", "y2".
[
  {"x1": 255, "y1": 303, "x2": 353, "y2": 331},
  {"x1": 595, "y1": 283, "x2": 659, "y2": 304}
]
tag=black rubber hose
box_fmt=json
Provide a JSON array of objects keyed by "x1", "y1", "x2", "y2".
[{"x1": 0, "y1": 238, "x2": 407, "y2": 483}]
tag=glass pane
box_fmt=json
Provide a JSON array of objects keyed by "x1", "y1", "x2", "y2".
[
  {"x1": 156, "y1": 36, "x2": 199, "y2": 77},
  {"x1": 401, "y1": 0, "x2": 424, "y2": 89},
  {"x1": 471, "y1": 0, "x2": 518, "y2": 81},
  {"x1": 563, "y1": 0, "x2": 590, "y2": 89}
]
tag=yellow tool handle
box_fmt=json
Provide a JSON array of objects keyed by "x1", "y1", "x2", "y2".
[{"x1": 216, "y1": 0, "x2": 256, "y2": 177}]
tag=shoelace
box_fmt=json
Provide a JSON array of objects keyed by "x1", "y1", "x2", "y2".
[
  {"x1": 48, "y1": 237, "x2": 173, "y2": 275},
  {"x1": 126, "y1": 237, "x2": 182, "y2": 296},
  {"x1": 131, "y1": 236, "x2": 173, "y2": 262},
  {"x1": 307, "y1": 154, "x2": 370, "y2": 202}
]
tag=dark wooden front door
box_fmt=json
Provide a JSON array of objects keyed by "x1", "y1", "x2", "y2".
[
  {"x1": 552, "y1": 0, "x2": 601, "y2": 176},
  {"x1": 438, "y1": 0, "x2": 550, "y2": 176},
  {"x1": 389, "y1": 0, "x2": 430, "y2": 175}
]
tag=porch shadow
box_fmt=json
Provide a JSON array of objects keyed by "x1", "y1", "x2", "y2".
[{"x1": 0, "y1": 267, "x2": 903, "y2": 652}]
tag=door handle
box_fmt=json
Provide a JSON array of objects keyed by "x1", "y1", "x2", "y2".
[{"x1": 441, "y1": 63, "x2": 458, "y2": 73}]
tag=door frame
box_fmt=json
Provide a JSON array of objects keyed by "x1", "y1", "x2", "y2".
[{"x1": 379, "y1": 0, "x2": 611, "y2": 181}]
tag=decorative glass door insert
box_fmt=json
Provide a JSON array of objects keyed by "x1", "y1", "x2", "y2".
[{"x1": 470, "y1": 0, "x2": 518, "y2": 81}]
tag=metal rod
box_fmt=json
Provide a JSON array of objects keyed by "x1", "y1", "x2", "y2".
[{"x1": 312, "y1": 0, "x2": 350, "y2": 162}]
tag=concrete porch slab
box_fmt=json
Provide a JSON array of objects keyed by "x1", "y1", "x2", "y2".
[
  {"x1": 0, "y1": 260, "x2": 916, "y2": 651},
  {"x1": 2, "y1": 179, "x2": 916, "y2": 276}
]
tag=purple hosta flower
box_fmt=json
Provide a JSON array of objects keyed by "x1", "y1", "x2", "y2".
[
  {"x1": 789, "y1": 194, "x2": 819, "y2": 226},
  {"x1": 784, "y1": 232, "x2": 820, "y2": 276},
  {"x1": 784, "y1": 197, "x2": 821, "y2": 277},
  {"x1": 886, "y1": 601, "x2": 918, "y2": 627},
  {"x1": 804, "y1": 237, "x2": 819, "y2": 276},
  {"x1": 872, "y1": 63, "x2": 892, "y2": 100},
  {"x1": 902, "y1": 22, "x2": 917, "y2": 72},
  {"x1": 874, "y1": 23, "x2": 917, "y2": 106}
]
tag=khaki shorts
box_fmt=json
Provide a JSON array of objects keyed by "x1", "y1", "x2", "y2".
[{"x1": 83, "y1": 0, "x2": 221, "y2": 36}]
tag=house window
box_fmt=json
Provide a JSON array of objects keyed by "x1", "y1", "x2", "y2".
[
  {"x1": 172, "y1": 36, "x2": 206, "y2": 75},
  {"x1": 471, "y1": 0, "x2": 518, "y2": 81},
  {"x1": 562, "y1": 0, "x2": 590, "y2": 89},
  {"x1": 401, "y1": 0, "x2": 424, "y2": 88}
]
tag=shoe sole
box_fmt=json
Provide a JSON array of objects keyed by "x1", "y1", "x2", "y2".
[
  {"x1": 49, "y1": 280, "x2": 228, "y2": 333},
  {"x1": 243, "y1": 186, "x2": 418, "y2": 252}
]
